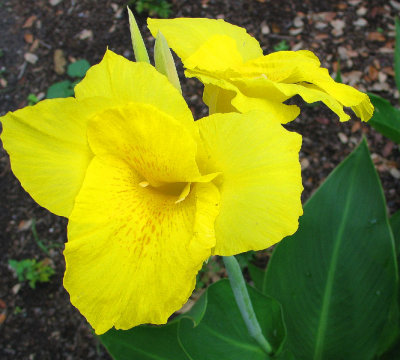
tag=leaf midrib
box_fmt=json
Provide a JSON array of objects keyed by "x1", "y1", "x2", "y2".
[{"x1": 312, "y1": 155, "x2": 359, "y2": 360}]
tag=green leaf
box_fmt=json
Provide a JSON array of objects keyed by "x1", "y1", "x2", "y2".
[
  {"x1": 248, "y1": 263, "x2": 265, "y2": 292},
  {"x1": 99, "y1": 288, "x2": 208, "y2": 360},
  {"x1": 376, "y1": 211, "x2": 400, "y2": 358},
  {"x1": 263, "y1": 139, "x2": 398, "y2": 360},
  {"x1": 395, "y1": 16, "x2": 400, "y2": 92},
  {"x1": 127, "y1": 7, "x2": 150, "y2": 63},
  {"x1": 99, "y1": 279, "x2": 284, "y2": 359},
  {"x1": 391, "y1": 210, "x2": 400, "y2": 255},
  {"x1": 46, "y1": 80, "x2": 74, "y2": 99},
  {"x1": 379, "y1": 339, "x2": 400, "y2": 360},
  {"x1": 100, "y1": 322, "x2": 189, "y2": 360},
  {"x1": 154, "y1": 31, "x2": 182, "y2": 93},
  {"x1": 368, "y1": 93, "x2": 400, "y2": 144},
  {"x1": 67, "y1": 59, "x2": 90, "y2": 78},
  {"x1": 179, "y1": 279, "x2": 286, "y2": 359}
]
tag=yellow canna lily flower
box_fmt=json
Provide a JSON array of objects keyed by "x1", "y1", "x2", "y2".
[
  {"x1": 147, "y1": 18, "x2": 374, "y2": 123},
  {"x1": 1, "y1": 50, "x2": 302, "y2": 334}
]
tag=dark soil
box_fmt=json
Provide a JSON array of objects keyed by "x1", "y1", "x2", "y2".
[{"x1": 0, "y1": 0, "x2": 399, "y2": 359}]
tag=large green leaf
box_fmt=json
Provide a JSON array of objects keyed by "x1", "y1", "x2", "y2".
[
  {"x1": 99, "y1": 322, "x2": 189, "y2": 360},
  {"x1": 391, "y1": 210, "x2": 400, "y2": 255},
  {"x1": 248, "y1": 263, "x2": 265, "y2": 292},
  {"x1": 99, "y1": 279, "x2": 284, "y2": 360},
  {"x1": 263, "y1": 139, "x2": 398, "y2": 360},
  {"x1": 368, "y1": 93, "x2": 400, "y2": 144},
  {"x1": 99, "y1": 289, "x2": 208, "y2": 360},
  {"x1": 179, "y1": 279, "x2": 286, "y2": 359}
]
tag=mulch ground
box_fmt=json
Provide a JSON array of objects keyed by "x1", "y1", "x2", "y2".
[{"x1": 0, "y1": 0, "x2": 399, "y2": 359}]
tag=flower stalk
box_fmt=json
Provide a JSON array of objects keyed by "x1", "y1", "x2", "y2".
[{"x1": 223, "y1": 255, "x2": 273, "y2": 355}]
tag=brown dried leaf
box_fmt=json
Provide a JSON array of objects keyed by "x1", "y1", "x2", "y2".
[
  {"x1": 382, "y1": 66, "x2": 395, "y2": 76},
  {"x1": 17, "y1": 219, "x2": 33, "y2": 231},
  {"x1": 368, "y1": 65, "x2": 379, "y2": 81},
  {"x1": 382, "y1": 142, "x2": 394, "y2": 157},
  {"x1": 367, "y1": 32, "x2": 386, "y2": 41},
  {"x1": 30, "y1": 39, "x2": 40, "y2": 52},
  {"x1": 53, "y1": 49, "x2": 67, "y2": 75},
  {"x1": 23, "y1": 15, "x2": 37, "y2": 28},
  {"x1": 351, "y1": 122, "x2": 361, "y2": 133},
  {"x1": 24, "y1": 33, "x2": 34, "y2": 44},
  {"x1": 271, "y1": 23, "x2": 281, "y2": 33},
  {"x1": 315, "y1": 33, "x2": 329, "y2": 40}
]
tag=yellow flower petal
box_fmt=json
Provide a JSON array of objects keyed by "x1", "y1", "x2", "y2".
[
  {"x1": 192, "y1": 71, "x2": 300, "y2": 122},
  {"x1": 64, "y1": 155, "x2": 219, "y2": 334},
  {"x1": 153, "y1": 18, "x2": 373, "y2": 123},
  {"x1": 87, "y1": 102, "x2": 200, "y2": 186},
  {"x1": 240, "y1": 50, "x2": 321, "y2": 81},
  {"x1": 1, "y1": 97, "x2": 109, "y2": 217},
  {"x1": 196, "y1": 111, "x2": 303, "y2": 255},
  {"x1": 74, "y1": 49, "x2": 195, "y2": 136},
  {"x1": 147, "y1": 17, "x2": 263, "y2": 62},
  {"x1": 203, "y1": 83, "x2": 237, "y2": 113},
  {"x1": 242, "y1": 51, "x2": 374, "y2": 121},
  {"x1": 184, "y1": 34, "x2": 244, "y2": 71}
]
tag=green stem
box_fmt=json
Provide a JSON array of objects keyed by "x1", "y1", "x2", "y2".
[{"x1": 223, "y1": 256, "x2": 273, "y2": 355}]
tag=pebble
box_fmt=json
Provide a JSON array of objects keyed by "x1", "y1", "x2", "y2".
[
  {"x1": 24, "y1": 53, "x2": 38, "y2": 64},
  {"x1": 261, "y1": 21, "x2": 270, "y2": 35},
  {"x1": 301, "y1": 158, "x2": 310, "y2": 170},
  {"x1": 293, "y1": 17, "x2": 304, "y2": 28},
  {"x1": 338, "y1": 132, "x2": 348, "y2": 144},
  {"x1": 331, "y1": 19, "x2": 345, "y2": 37},
  {"x1": 77, "y1": 29, "x2": 93, "y2": 40},
  {"x1": 356, "y1": 7, "x2": 368, "y2": 16},
  {"x1": 315, "y1": 22, "x2": 328, "y2": 30},
  {"x1": 389, "y1": 168, "x2": 400, "y2": 179},
  {"x1": 12, "y1": 284, "x2": 21, "y2": 295},
  {"x1": 289, "y1": 28, "x2": 303, "y2": 36},
  {"x1": 353, "y1": 18, "x2": 368, "y2": 27},
  {"x1": 390, "y1": 0, "x2": 400, "y2": 10}
]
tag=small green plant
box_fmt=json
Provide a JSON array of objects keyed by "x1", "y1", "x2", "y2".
[
  {"x1": 27, "y1": 93, "x2": 39, "y2": 106},
  {"x1": 8, "y1": 259, "x2": 55, "y2": 289},
  {"x1": 130, "y1": 0, "x2": 172, "y2": 18},
  {"x1": 46, "y1": 59, "x2": 90, "y2": 99},
  {"x1": 30, "y1": 218, "x2": 65, "y2": 255},
  {"x1": 273, "y1": 40, "x2": 290, "y2": 51},
  {"x1": 13, "y1": 306, "x2": 23, "y2": 315},
  {"x1": 334, "y1": 58, "x2": 342, "y2": 83}
]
